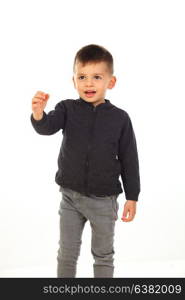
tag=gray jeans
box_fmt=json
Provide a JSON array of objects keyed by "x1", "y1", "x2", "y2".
[{"x1": 57, "y1": 186, "x2": 119, "y2": 278}]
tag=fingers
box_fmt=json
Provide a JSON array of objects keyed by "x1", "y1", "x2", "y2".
[
  {"x1": 32, "y1": 91, "x2": 49, "y2": 104},
  {"x1": 36, "y1": 91, "x2": 49, "y2": 99},
  {"x1": 121, "y1": 211, "x2": 135, "y2": 222},
  {"x1": 121, "y1": 207, "x2": 128, "y2": 221}
]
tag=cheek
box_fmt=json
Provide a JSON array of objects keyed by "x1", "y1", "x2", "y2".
[
  {"x1": 74, "y1": 83, "x2": 80, "y2": 90},
  {"x1": 100, "y1": 82, "x2": 108, "y2": 90},
  {"x1": 76, "y1": 81, "x2": 84, "y2": 88},
  {"x1": 96, "y1": 81, "x2": 105, "y2": 88}
]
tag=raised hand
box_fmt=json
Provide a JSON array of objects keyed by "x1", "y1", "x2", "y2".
[{"x1": 32, "y1": 90, "x2": 50, "y2": 120}]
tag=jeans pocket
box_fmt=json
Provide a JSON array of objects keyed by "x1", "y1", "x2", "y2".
[{"x1": 112, "y1": 195, "x2": 119, "y2": 221}]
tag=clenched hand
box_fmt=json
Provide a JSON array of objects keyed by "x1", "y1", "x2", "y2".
[
  {"x1": 121, "y1": 200, "x2": 137, "y2": 222},
  {"x1": 31, "y1": 90, "x2": 50, "y2": 120}
]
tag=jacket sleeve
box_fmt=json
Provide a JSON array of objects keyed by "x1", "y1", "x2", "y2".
[
  {"x1": 30, "y1": 100, "x2": 66, "y2": 135},
  {"x1": 118, "y1": 112, "x2": 141, "y2": 201}
]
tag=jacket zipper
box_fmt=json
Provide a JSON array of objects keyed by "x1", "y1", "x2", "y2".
[{"x1": 84, "y1": 106, "x2": 97, "y2": 195}]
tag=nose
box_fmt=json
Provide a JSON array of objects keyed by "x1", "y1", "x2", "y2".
[{"x1": 85, "y1": 77, "x2": 93, "y2": 86}]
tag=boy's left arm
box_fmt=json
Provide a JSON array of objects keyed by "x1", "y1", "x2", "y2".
[{"x1": 118, "y1": 112, "x2": 141, "y2": 222}]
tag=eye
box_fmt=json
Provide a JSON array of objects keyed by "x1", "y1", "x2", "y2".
[
  {"x1": 78, "y1": 75, "x2": 85, "y2": 80},
  {"x1": 94, "y1": 75, "x2": 102, "y2": 79}
]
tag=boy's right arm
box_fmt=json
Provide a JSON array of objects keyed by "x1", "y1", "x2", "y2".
[{"x1": 30, "y1": 91, "x2": 66, "y2": 135}]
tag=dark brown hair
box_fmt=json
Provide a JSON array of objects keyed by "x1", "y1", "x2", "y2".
[{"x1": 73, "y1": 44, "x2": 114, "y2": 74}]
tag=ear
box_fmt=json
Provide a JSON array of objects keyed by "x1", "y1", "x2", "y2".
[
  {"x1": 108, "y1": 76, "x2": 117, "y2": 89},
  {"x1": 72, "y1": 76, "x2": 76, "y2": 89}
]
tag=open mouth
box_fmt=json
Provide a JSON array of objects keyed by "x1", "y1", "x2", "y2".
[
  {"x1": 85, "y1": 90, "x2": 96, "y2": 94},
  {"x1": 84, "y1": 90, "x2": 96, "y2": 97}
]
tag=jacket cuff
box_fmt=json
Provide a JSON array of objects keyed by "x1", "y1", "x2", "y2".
[
  {"x1": 126, "y1": 195, "x2": 139, "y2": 201},
  {"x1": 30, "y1": 111, "x2": 47, "y2": 125}
]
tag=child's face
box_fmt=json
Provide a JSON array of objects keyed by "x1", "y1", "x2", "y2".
[{"x1": 73, "y1": 61, "x2": 116, "y2": 106}]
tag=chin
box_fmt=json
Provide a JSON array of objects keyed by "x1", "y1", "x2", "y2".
[{"x1": 83, "y1": 96, "x2": 97, "y2": 101}]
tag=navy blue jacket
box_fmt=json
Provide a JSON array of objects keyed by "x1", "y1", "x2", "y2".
[{"x1": 30, "y1": 97, "x2": 140, "y2": 200}]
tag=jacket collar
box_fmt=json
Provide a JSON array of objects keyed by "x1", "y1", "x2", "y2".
[{"x1": 78, "y1": 97, "x2": 112, "y2": 110}]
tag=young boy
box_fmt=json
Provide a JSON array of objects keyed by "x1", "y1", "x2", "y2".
[{"x1": 30, "y1": 44, "x2": 140, "y2": 278}]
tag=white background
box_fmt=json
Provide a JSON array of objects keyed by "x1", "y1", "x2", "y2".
[{"x1": 0, "y1": 0, "x2": 185, "y2": 277}]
